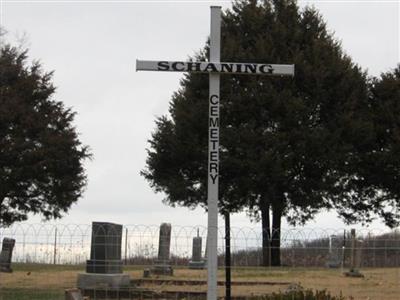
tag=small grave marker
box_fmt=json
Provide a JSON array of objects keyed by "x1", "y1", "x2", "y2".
[
  {"x1": 344, "y1": 229, "x2": 364, "y2": 277},
  {"x1": 326, "y1": 235, "x2": 341, "y2": 268},
  {"x1": 0, "y1": 238, "x2": 15, "y2": 273},
  {"x1": 189, "y1": 229, "x2": 205, "y2": 269},
  {"x1": 151, "y1": 223, "x2": 173, "y2": 275}
]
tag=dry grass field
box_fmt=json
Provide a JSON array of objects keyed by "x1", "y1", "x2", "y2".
[{"x1": 0, "y1": 264, "x2": 399, "y2": 299}]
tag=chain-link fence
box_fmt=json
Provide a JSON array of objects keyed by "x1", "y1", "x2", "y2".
[{"x1": 1, "y1": 223, "x2": 399, "y2": 300}]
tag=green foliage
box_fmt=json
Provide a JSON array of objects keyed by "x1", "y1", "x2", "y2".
[
  {"x1": 0, "y1": 43, "x2": 91, "y2": 226},
  {"x1": 142, "y1": 0, "x2": 372, "y2": 223},
  {"x1": 333, "y1": 65, "x2": 400, "y2": 227},
  {"x1": 218, "y1": 0, "x2": 370, "y2": 224},
  {"x1": 142, "y1": 1, "x2": 400, "y2": 266}
]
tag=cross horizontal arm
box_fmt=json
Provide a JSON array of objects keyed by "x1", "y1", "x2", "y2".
[{"x1": 136, "y1": 60, "x2": 294, "y2": 76}]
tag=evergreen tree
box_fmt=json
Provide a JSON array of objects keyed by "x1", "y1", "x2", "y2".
[
  {"x1": 0, "y1": 43, "x2": 91, "y2": 226},
  {"x1": 333, "y1": 65, "x2": 400, "y2": 228},
  {"x1": 142, "y1": 0, "x2": 399, "y2": 265}
]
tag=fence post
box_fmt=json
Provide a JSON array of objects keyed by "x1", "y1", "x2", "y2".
[
  {"x1": 23, "y1": 234, "x2": 26, "y2": 263},
  {"x1": 384, "y1": 237, "x2": 388, "y2": 267},
  {"x1": 350, "y1": 229, "x2": 356, "y2": 271},
  {"x1": 373, "y1": 235, "x2": 376, "y2": 268},
  {"x1": 341, "y1": 229, "x2": 346, "y2": 270},
  {"x1": 225, "y1": 213, "x2": 231, "y2": 300},
  {"x1": 53, "y1": 227, "x2": 57, "y2": 265},
  {"x1": 124, "y1": 227, "x2": 128, "y2": 265}
]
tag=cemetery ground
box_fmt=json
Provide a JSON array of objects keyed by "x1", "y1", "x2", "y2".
[{"x1": 0, "y1": 264, "x2": 399, "y2": 300}]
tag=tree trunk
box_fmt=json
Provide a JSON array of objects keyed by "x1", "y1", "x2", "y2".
[
  {"x1": 260, "y1": 195, "x2": 271, "y2": 267},
  {"x1": 271, "y1": 207, "x2": 282, "y2": 266}
]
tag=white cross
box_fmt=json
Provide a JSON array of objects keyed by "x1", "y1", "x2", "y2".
[{"x1": 136, "y1": 6, "x2": 294, "y2": 300}]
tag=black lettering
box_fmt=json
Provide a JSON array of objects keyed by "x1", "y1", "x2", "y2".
[
  {"x1": 195, "y1": 62, "x2": 201, "y2": 71},
  {"x1": 211, "y1": 140, "x2": 218, "y2": 150},
  {"x1": 210, "y1": 151, "x2": 218, "y2": 162},
  {"x1": 209, "y1": 117, "x2": 219, "y2": 127},
  {"x1": 244, "y1": 64, "x2": 257, "y2": 73},
  {"x1": 204, "y1": 63, "x2": 218, "y2": 72},
  {"x1": 210, "y1": 106, "x2": 218, "y2": 116},
  {"x1": 210, "y1": 128, "x2": 218, "y2": 139},
  {"x1": 157, "y1": 61, "x2": 170, "y2": 71},
  {"x1": 210, "y1": 95, "x2": 219, "y2": 105},
  {"x1": 221, "y1": 63, "x2": 234, "y2": 73},
  {"x1": 210, "y1": 162, "x2": 218, "y2": 173},
  {"x1": 236, "y1": 64, "x2": 242, "y2": 73},
  {"x1": 172, "y1": 61, "x2": 185, "y2": 71},
  {"x1": 187, "y1": 62, "x2": 202, "y2": 72},
  {"x1": 210, "y1": 173, "x2": 218, "y2": 184},
  {"x1": 260, "y1": 64, "x2": 274, "y2": 74}
]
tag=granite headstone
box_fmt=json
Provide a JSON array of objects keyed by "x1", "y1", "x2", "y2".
[
  {"x1": 151, "y1": 223, "x2": 173, "y2": 275},
  {"x1": 344, "y1": 229, "x2": 364, "y2": 277},
  {"x1": 326, "y1": 235, "x2": 341, "y2": 268},
  {"x1": 77, "y1": 222, "x2": 130, "y2": 289},
  {"x1": 0, "y1": 238, "x2": 15, "y2": 273},
  {"x1": 86, "y1": 222, "x2": 123, "y2": 274},
  {"x1": 189, "y1": 230, "x2": 205, "y2": 269}
]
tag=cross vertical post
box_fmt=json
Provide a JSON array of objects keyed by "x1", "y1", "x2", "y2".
[
  {"x1": 207, "y1": 6, "x2": 221, "y2": 300},
  {"x1": 136, "y1": 6, "x2": 294, "y2": 299}
]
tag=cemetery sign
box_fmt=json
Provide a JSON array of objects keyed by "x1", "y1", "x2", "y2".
[
  {"x1": 136, "y1": 60, "x2": 294, "y2": 76},
  {"x1": 136, "y1": 6, "x2": 294, "y2": 300}
]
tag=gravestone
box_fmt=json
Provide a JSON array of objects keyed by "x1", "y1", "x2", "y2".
[
  {"x1": 77, "y1": 222, "x2": 130, "y2": 289},
  {"x1": 344, "y1": 229, "x2": 364, "y2": 277},
  {"x1": 151, "y1": 223, "x2": 173, "y2": 275},
  {"x1": 189, "y1": 230, "x2": 205, "y2": 269},
  {"x1": 143, "y1": 268, "x2": 150, "y2": 278},
  {"x1": 326, "y1": 235, "x2": 341, "y2": 268},
  {"x1": 0, "y1": 238, "x2": 15, "y2": 273},
  {"x1": 86, "y1": 222, "x2": 123, "y2": 273}
]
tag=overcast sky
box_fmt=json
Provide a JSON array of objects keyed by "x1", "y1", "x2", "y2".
[{"x1": 0, "y1": 0, "x2": 399, "y2": 231}]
